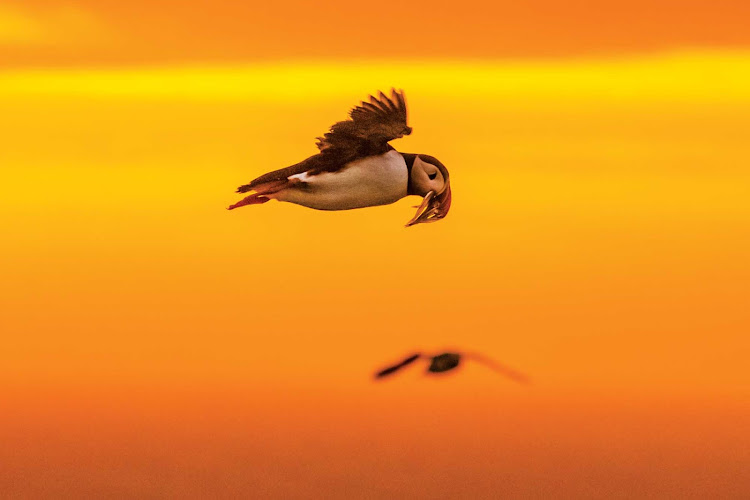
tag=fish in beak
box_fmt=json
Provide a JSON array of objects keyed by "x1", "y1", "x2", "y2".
[{"x1": 405, "y1": 183, "x2": 452, "y2": 227}]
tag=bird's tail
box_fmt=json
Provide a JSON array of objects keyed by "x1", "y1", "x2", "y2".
[
  {"x1": 227, "y1": 194, "x2": 270, "y2": 210},
  {"x1": 228, "y1": 179, "x2": 301, "y2": 210},
  {"x1": 236, "y1": 179, "x2": 291, "y2": 194}
]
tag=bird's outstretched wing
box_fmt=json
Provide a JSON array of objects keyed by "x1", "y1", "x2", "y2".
[
  {"x1": 374, "y1": 353, "x2": 421, "y2": 379},
  {"x1": 467, "y1": 352, "x2": 531, "y2": 384},
  {"x1": 235, "y1": 89, "x2": 410, "y2": 194},
  {"x1": 316, "y1": 89, "x2": 411, "y2": 153}
]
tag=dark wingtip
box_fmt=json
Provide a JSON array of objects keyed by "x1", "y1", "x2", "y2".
[
  {"x1": 374, "y1": 353, "x2": 421, "y2": 379},
  {"x1": 374, "y1": 366, "x2": 401, "y2": 379}
]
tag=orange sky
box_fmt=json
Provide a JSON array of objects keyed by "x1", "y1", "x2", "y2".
[
  {"x1": 2, "y1": 2, "x2": 750, "y2": 498},
  {"x1": 1, "y1": 0, "x2": 750, "y2": 66}
]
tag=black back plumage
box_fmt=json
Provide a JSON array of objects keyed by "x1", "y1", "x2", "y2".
[{"x1": 236, "y1": 89, "x2": 411, "y2": 193}]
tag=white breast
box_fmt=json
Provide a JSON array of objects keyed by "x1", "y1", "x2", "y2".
[{"x1": 274, "y1": 150, "x2": 408, "y2": 211}]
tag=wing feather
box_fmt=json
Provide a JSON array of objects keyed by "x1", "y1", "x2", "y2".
[
  {"x1": 235, "y1": 147, "x2": 358, "y2": 193},
  {"x1": 235, "y1": 89, "x2": 410, "y2": 194},
  {"x1": 374, "y1": 353, "x2": 421, "y2": 378},
  {"x1": 316, "y1": 88, "x2": 411, "y2": 152}
]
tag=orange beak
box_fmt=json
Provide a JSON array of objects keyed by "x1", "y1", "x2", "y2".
[{"x1": 404, "y1": 183, "x2": 452, "y2": 227}]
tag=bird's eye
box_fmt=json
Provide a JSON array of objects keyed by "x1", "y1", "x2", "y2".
[{"x1": 428, "y1": 172, "x2": 437, "y2": 180}]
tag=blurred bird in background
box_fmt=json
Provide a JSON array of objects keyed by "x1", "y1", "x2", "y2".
[{"x1": 374, "y1": 351, "x2": 529, "y2": 383}]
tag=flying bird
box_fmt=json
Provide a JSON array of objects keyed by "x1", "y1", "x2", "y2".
[
  {"x1": 228, "y1": 89, "x2": 451, "y2": 227},
  {"x1": 374, "y1": 351, "x2": 529, "y2": 383}
]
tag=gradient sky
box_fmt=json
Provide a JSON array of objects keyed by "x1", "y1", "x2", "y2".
[
  {"x1": 2, "y1": 1, "x2": 750, "y2": 498},
  {"x1": 1, "y1": 0, "x2": 750, "y2": 66}
]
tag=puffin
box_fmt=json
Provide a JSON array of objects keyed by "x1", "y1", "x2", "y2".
[
  {"x1": 374, "y1": 351, "x2": 530, "y2": 383},
  {"x1": 227, "y1": 89, "x2": 451, "y2": 227}
]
